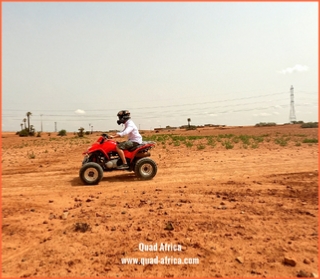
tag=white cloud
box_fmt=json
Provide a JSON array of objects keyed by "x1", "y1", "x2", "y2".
[
  {"x1": 273, "y1": 105, "x2": 283, "y2": 109},
  {"x1": 278, "y1": 64, "x2": 309, "y2": 74},
  {"x1": 75, "y1": 109, "x2": 86, "y2": 114},
  {"x1": 253, "y1": 112, "x2": 272, "y2": 117}
]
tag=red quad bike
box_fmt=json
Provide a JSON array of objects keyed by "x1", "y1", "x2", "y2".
[{"x1": 79, "y1": 134, "x2": 157, "y2": 185}]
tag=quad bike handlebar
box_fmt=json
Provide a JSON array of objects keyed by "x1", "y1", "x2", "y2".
[{"x1": 99, "y1": 133, "x2": 110, "y2": 144}]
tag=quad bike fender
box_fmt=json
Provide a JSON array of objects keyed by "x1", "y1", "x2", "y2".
[
  {"x1": 83, "y1": 139, "x2": 117, "y2": 156},
  {"x1": 83, "y1": 144, "x2": 109, "y2": 157},
  {"x1": 124, "y1": 142, "x2": 156, "y2": 160}
]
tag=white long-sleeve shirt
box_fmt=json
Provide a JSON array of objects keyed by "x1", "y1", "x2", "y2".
[{"x1": 117, "y1": 119, "x2": 142, "y2": 144}]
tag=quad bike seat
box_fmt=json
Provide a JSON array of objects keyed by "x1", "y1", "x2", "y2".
[{"x1": 128, "y1": 141, "x2": 155, "y2": 152}]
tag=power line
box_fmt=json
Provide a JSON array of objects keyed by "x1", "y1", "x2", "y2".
[
  {"x1": 2, "y1": 91, "x2": 295, "y2": 112},
  {"x1": 2, "y1": 97, "x2": 290, "y2": 117}
]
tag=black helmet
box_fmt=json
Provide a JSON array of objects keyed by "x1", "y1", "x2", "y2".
[{"x1": 117, "y1": 110, "x2": 131, "y2": 125}]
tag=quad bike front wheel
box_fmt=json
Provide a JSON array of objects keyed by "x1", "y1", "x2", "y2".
[
  {"x1": 134, "y1": 158, "x2": 157, "y2": 180},
  {"x1": 79, "y1": 162, "x2": 103, "y2": 185}
]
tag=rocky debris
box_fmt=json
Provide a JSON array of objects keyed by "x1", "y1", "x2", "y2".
[
  {"x1": 157, "y1": 203, "x2": 164, "y2": 210},
  {"x1": 184, "y1": 237, "x2": 191, "y2": 245},
  {"x1": 180, "y1": 199, "x2": 190, "y2": 203},
  {"x1": 73, "y1": 203, "x2": 82, "y2": 209},
  {"x1": 283, "y1": 257, "x2": 297, "y2": 267},
  {"x1": 48, "y1": 200, "x2": 54, "y2": 203},
  {"x1": 303, "y1": 258, "x2": 311, "y2": 264},
  {"x1": 236, "y1": 256, "x2": 244, "y2": 264},
  {"x1": 49, "y1": 213, "x2": 56, "y2": 220},
  {"x1": 138, "y1": 200, "x2": 147, "y2": 207},
  {"x1": 164, "y1": 222, "x2": 174, "y2": 231},
  {"x1": 40, "y1": 237, "x2": 52, "y2": 243},
  {"x1": 297, "y1": 270, "x2": 313, "y2": 277},
  {"x1": 305, "y1": 211, "x2": 316, "y2": 217},
  {"x1": 215, "y1": 205, "x2": 227, "y2": 210},
  {"x1": 61, "y1": 212, "x2": 69, "y2": 220},
  {"x1": 74, "y1": 222, "x2": 90, "y2": 233}
]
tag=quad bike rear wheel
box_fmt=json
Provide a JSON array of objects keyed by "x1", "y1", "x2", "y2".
[
  {"x1": 134, "y1": 158, "x2": 157, "y2": 180},
  {"x1": 79, "y1": 162, "x2": 103, "y2": 185}
]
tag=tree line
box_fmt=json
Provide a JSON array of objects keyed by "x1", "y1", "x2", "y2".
[{"x1": 17, "y1": 112, "x2": 36, "y2": 137}]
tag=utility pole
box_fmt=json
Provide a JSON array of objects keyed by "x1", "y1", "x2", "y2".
[
  {"x1": 289, "y1": 85, "x2": 297, "y2": 123},
  {"x1": 40, "y1": 114, "x2": 43, "y2": 132},
  {"x1": 54, "y1": 122, "x2": 57, "y2": 132}
]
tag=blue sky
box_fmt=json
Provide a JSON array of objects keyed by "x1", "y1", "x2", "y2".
[{"x1": 2, "y1": 2, "x2": 318, "y2": 132}]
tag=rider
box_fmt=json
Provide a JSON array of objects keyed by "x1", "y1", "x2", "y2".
[{"x1": 109, "y1": 110, "x2": 142, "y2": 169}]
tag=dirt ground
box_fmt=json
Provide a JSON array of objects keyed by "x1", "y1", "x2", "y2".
[{"x1": 1, "y1": 124, "x2": 319, "y2": 278}]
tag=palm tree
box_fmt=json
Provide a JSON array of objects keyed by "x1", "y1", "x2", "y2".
[
  {"x1": 187, "y1": 118, "x2": 191, "y2": 128},
  {"x1": 26, "y1": 112, "x2": 32, "y2": 132},
  {"x1": 23, "y1": 118, "x2": 27, "y2": 129},
  {"x1": 20, "y1": 123, "x2": 23, "y2": 131}
]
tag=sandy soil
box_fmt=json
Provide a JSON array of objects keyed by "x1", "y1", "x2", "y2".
[{"x1": 1, "y1": 124, "x2": 319, "y2": 278}]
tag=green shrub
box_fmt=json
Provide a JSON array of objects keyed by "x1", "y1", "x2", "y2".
[
  {"x1": 224, "y1": 140, "x2": 234, "y2": 149},
  {"x1": 252, "y1": 136, "x2": 264, "y2": 143},
  {"x1": 251, "y1": 143, "x2": 259, "y2": 149},
  {"x1": 58, "y1": 129, "x2": 67, "y2": 136},
  {"x1": 232, "y1": 137, "x2": 240, "y2": 144},
  {"x1": 301, "y1": 122, "x2": 318, "y2": 128},
  {"x1": 19, "y1": 129, "x2": 29, "y2": 137},
  {"x1": 197, "y1": 144, "x2": 205, "y2": 150},
  {"x1": 185, "y1": 141, "x2": 193, "y2": 148},
  {"x1": 239, "y1": 135, "x2": 250, "y2": 145},
  {"x1": 275, "y1": 137, "x2": 288, "y2": 146},
  {"x1": 185, "y1": 125, "x2": 197, "y2": 130},
  {"x1": 302, "y1": 138, "x2": 318, "y2": 143},
  {"x1": 207, "y1": 136, "x2": 216, "y2": 147},
  {"x1": 173, "y1": 141, "x2": 180, "y2": 146},
  {"x1": 255, "y1": 122, "x2": 277, "y2": 127},
  {"x1": 28, "y1": 151, "x2": 36, "y2": 159}
]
